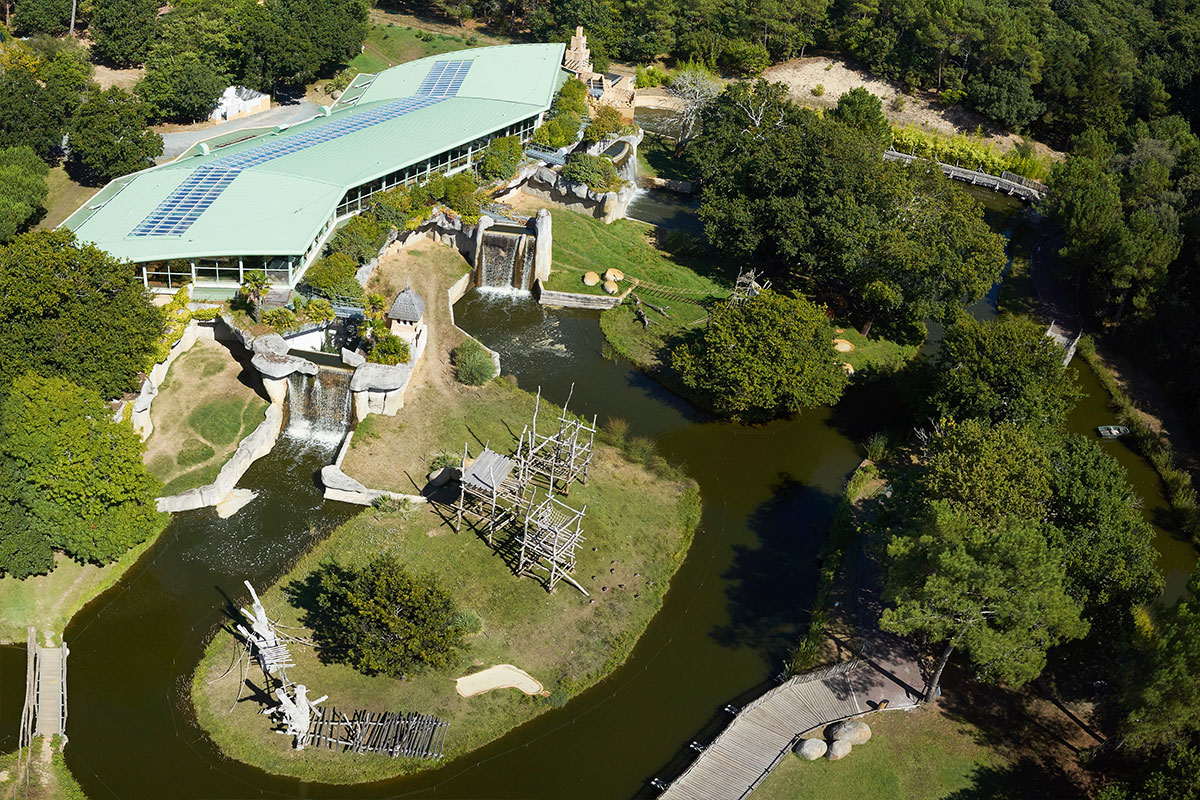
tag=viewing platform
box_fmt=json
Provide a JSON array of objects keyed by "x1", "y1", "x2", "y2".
[{"x1": 884, "y1": 149, "x2": 1047, "y2": 202}]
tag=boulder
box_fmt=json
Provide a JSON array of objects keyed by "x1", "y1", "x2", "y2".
[
  {"x1": 251, "y1": 351, "x2": 318, "y2": 379},
  {"x1": 350, "y1": 362, "x2": 410, "y2": 393},
  {"x1": 794, "y1": 738, "x2": 827, "y2": 760},
  {"x1": 341, "y1": 347, "x2": 366, "y2": 368},
  {"x1": 215, "y1": 489, "x2": 257, "y2": 519},
  {"x1": 252, "y1": 333, "x2": 290, "y2": 356},
  {"x1": 535, "y1": 166, "x2": 558, "y2": 185},
  {"x1": 604, "y1": 268, "x2": 625, "y2": 282},
  {"x1": 828, "y1": 719, "x2": 872, "y2": 745},
  {"x1": 320, "y1": 465, "x2": 368, "y2": 493},
  {"x1": 603, "y1": 280, "x2": 619, "y2": 295},
  {"x1": 583, "y1": 271, "x2": 601, "y2": 287},
  {"x1": 826, "y1": 739, "x2": 853, "y2": 760}
]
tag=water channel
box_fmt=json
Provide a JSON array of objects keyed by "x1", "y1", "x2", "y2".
[{"x1": 0, "y1": 191, "x2": 1192, "y2": 798}]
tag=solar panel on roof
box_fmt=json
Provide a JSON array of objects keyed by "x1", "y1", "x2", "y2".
[{"x1": 129, "y1": 59, "x2": 475, "y2": 238}]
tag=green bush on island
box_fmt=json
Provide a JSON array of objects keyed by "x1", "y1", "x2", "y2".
[
  {"x1": 562, "y1": 153, "x2": 623, "y2": 193},
  {"x1": 451, "y1": 338, "x2": 497, "y2": 385},
  {"x1": 300, "y1": 555, "x2": 467, "y2": 677},
  {"x1": 671, "y1": 290, "x2": 848, "y2": 421}
]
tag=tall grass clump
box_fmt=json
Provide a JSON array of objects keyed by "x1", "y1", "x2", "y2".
[{"x1": 451, "y1": 339, "x2": 497, "y2": 386}]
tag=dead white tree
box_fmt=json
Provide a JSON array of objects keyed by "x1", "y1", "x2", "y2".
[
  {"x1": 267, "y1": 684, "x2": 327, "y2": 749},
  {"x1": 665, "y1": 66, "x2": 721, "y2": 154}
]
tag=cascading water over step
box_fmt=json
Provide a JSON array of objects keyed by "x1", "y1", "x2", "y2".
[{"x1": 284, "y1": 368, "x2": 353, "y2": 448}]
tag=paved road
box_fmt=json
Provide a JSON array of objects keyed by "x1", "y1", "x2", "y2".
[{"x1": 158, "y1": 101, "x2": 320, "y2": 161}]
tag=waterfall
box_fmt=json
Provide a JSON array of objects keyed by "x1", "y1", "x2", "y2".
[
  {"x1": 284, "y1": 368, "x2": 352, "y2": 448},
  {"x1": 480, "y1": 231, "x2": 524, "y2": 290}
]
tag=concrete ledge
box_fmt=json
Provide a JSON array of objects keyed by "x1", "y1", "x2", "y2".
[
  {"x1": 156, "y1": 404, "x2": 285, "y2": 513},
  {"x1": 534, "y1": 281, "x2": 623, "y2": 309}
]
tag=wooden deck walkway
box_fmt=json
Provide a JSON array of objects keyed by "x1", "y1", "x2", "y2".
[
  {"x1": 658, "y1": 662, "x2": 870, "y2": 800},
  {"x1": 884, "y1": 149, "x2": 1047, "y2": 202},
  {"x1": 34, "y1": 643, "x2": 67, "y2": 738}
]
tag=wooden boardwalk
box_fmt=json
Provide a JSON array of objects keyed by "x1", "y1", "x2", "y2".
[
  {"x1": 34, "y1": 643, "x2": 67, "y2": 738},
  {"x1": 884, "y1": 149, "x2": 1047, "y2": 202},
  {"x1": 658, "y1": 662, "x2": 870, "y2": 800}
]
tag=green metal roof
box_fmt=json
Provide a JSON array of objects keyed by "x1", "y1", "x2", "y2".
[{"x1": 64, "y1": 43, "x2": 566, "y2": 263}]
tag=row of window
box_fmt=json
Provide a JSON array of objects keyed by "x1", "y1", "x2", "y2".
[
  {"x1": 138, "y1": 255, "x2": 293, "y2": 290},
  {"x1": 334, "y1": 115, "x2": 539, "y2": 217}
]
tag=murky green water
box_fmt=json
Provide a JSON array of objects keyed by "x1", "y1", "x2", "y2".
[{"x1": 0, "y1": 188, "x2": 1187, "y2": 799}]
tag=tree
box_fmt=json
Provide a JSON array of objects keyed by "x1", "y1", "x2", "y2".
[
  {"x1": 0, "y1": 145, "x2": 49, "y2": 242},
  {"x1": 582, "y1": 104, "x2": 623, "y2": 144},
  {"x1": 881, "y1": 502, "x2": 1088, "y2": 702},
  {"x1": 138, "y1": 52, "x2": 225, "y2": 122},
  {"x1": 90, "y1": 0, "x2": 158, "y2": 67},
  {"x1": 0, "y1": 372, "x2": 164, "y2": 568},
  {"x1": 921, "y1": 418, "x2": 1053, "y2": 523},
  {"x1": 966, "y1": 65, "x2": 1043, "y2": 131},
  {"x1": 478, "y1": 135, "x2": 523, "y2": 181},
  {"x1": 0, "y1": 66, "x2": 61, "y2": 159},
  {"x1": 829, "y1": 87, "x2": 892, "y2": 150},
  {"x1": 664, "y1": 62, "x2": 720, "y2": 152},
  {"x1": 927, "y1": 315, "x2": 1082, "y2": 429},
  {"x1": 1047, "y1": 435, "x2": 1162, "y2": 608},
  {"x1": 308, "y1": 556, "x2": 467, "y2": 677},
  {"x1": 67, "y1": 87, "x2": 163, "y2": 185},
  {"x1": 0, "y1": 229, "x2": 162, "y2": 398},
  {"x1": 1123, "y1": 601, "x2": 1200, "y2": 750},
  {"x1": 12, "y1": 0, "x2": 71, "y2": 35},
  {"x1": 240, "y1": 270, "x2": 269, "y2": 321},
  {"x1": 671, "y1": 290, "x2": 847, "y2": 421},
  {"x1": 562, "y1": 152, "x2": 622, "y2": 192},
  {"x1": 367, "y1": 333, "x2": 409, "y2": 365}
]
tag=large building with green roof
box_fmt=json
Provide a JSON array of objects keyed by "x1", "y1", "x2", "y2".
[{"x1": 63, "y1": 43, "x2": 567, "y2": 294}]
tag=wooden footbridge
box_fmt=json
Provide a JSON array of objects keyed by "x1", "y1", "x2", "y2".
[
  {"x1": 655, "y1": 661, "x2": 871, "y2": 800},
  {"x1": 884, "y1": 149, "x2": 1047, "y2": 202},
  {"x1": 14, "y1": 628, "x2": 69, "y2": 779}
]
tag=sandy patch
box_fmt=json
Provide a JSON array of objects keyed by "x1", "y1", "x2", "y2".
[
  {"x1": 455, "y1": 664, "x2": 544, "y2": 697},
  {"x1": 763, "y1": 57, "x2": 1062, "y2": 158},
  {"x1": 92, "y1": 64, "x2": 144, "y2": 91},
  {"x1": 833, "y1": 338, "x2": 855, "y2": 352}
]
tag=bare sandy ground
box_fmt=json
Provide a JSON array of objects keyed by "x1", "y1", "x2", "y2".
[
  {"x1": 763, "y1": 57, "x2": 1062, "y2": 158},
  {"x1": 455, "y1": 664, "x2": 544, "y2": 697},
  {"x1": 92, "y1": 64, "x2": 143, "y2": 91}
]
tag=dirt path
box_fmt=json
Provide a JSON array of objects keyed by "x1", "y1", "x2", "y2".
[{"x1": 764, "y1": 57, "x2": 1062, "y2": 159}]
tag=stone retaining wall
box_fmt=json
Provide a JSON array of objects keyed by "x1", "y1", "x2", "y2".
[
  {"x1": 156, "y1": 404, "x2": 284, "y2": 513},
  {"x1": 534, "y1": 281, "x2": 624, "y2": 310},
  {"x1": 447, "y1": 272, "x2": 502, "y2": 373}
]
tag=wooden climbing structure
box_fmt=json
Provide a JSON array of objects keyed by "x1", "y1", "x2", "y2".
[
  {"x1": 728, "y1": 268, "x2": 771, "y2": 307},
  {"x1": 454, "y1": 445, "x2": 528, "y2": 544},
  {"x1": 306, "y1": 706, "x2": 449, "y2": 759},
  {"x1": 516, "y1": 386, "x2": 596, "y2": 495},
  {"x1": 518, "y1": 488, "x2": 588, "y2": 595}
]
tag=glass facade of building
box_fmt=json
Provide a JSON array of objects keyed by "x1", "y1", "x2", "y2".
[{"x1": 132, "y1": 112, "x2": 540, "y2": 293}]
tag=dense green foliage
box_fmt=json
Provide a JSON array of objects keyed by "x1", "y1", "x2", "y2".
[
  {"x1": 531, "y1": 78, "x2": 586, "y2": 149},
  {"x1": 0, "y1": 42, "x2": 93, "y2": 163},
  {"x1": 0, "y1": 373, "x2": 163, "y2": 576},
  {"x1": 138, "y1": 52, "x2": 225, "y2": 122},
  {"x1": 0, "y1": 229, "x2": 162, "y2": 398},
  {"x1": 367, "y1": 333, "x2": 410, "y2": 365},
  {"x1": 1122, "y1": 600, "x2": 1200, "y2": 751},
  {"x1": 692, "y1": 80, "x2": 1006, "y2": 337},
  {"x1": 561, "y1": 152, "x2": 622, "y2": 192},
  {"x1": 927, "y1": 315, "x2": 1083, "y2": 429},
  {"x1": 478, "y1": 135, "x2": 523, "y2": 181},
  {"x1": 829, "y1": 87, "x2": 892, "y2": 150},
  {"x1": 300, "y1": 253, "x2": 363, "y2": 303},
  {"x1": 13, "y1": 0, "x2": 72, "y2": 36},
  {"x1": 67, "y1": 87, "x2": 163, "y2": 185},
  {"x1": 451, "y1": 338, "x2": 496, "y2": 386},
  {"x1": 581, "y1": 104, "x2": 623, "y2": 144},
  {"x1": 327, "y1": 214, "x2": 389, "y2": 264},
  {"x1": 90, "y1": 0, "x2": 159, "y2": 67},
  {"x1": 0, "y1": 145, "x2": 49, "y2": 242},
  {"x1": 671, "y1": 290, "x2": 847, "y2": 420},
  {"x1": 307, "y1": 555, "x2": 467, "y2": 677}
]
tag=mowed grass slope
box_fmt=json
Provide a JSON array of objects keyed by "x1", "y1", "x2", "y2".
[
  {"x1": 143, "y1": 339, "x2": 269, "y2": 495},
  {"x1": 195, "y1": 380, "x2": 700, "y2": 783},
  {"x1": 350, "y1": 23, "x2": 476, "y2": 73}
]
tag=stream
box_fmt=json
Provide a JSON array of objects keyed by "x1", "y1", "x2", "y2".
[{"x1": 0, "y1": 191, "x2": 1191, "y2": 799}]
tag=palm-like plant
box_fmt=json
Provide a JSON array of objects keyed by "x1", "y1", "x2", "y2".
[
  {"x1": 241, "y1": 270, "x2": 270, "y2": 321},
  {"x1": 364, "y1": 292, "x2": 388, "y2": 320}
]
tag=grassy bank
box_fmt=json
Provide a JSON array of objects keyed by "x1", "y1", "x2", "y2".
[
  {"x1": 143, "y1": 339, "x2": 269, "y2": 496},
  {"x1": 751, "y1": 706, "x2": 1004, "y2": 800},
  {"x1": 35, "y1": 167, "x2": 99, "y2": 231},
  {"x1": 194, "y1": 380, "x2": 701, "y2": 783},
  {"x1": 1076, "y1": 335, "x2": 1200, "y2": 543},
  {"x1": 0, "y1": 736, "x2": 89, "y2": 800},
  {"x1": 350, "y1": 22, "x2": 480, "y2": 73}
]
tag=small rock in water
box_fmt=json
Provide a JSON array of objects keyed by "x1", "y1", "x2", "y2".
[{"x1": 592, "y1": 547, "x2": 597, "y2": 551}]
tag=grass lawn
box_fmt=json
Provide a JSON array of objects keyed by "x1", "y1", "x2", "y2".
[
  {"x1": 752, "y1": 707, "x2": 1004, "y2": 800},
  {"x1": 194, "y1": 379, "x2": 700, "y2": 783},
  {"x1": 0, "y1": 736, "x2": 88, "y2": 800},
  {"x1": 143, "y1": 339, "x2": 269, "y2": 496},
  {"x1": 636, "y1": 135, "x2": 696, "y2": 182},
  {"x1": 831, "y1": 325, "x2": 920, "y2": 374},
  {"x1": 350, "y1": 22, "x2": 478, "y2": 73},
  {"x1": 35, "y1": 167, "x2": 98, "y2": 231}
]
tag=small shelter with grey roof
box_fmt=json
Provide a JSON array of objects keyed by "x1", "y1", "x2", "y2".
[
  {"x1": 386, "y1": 286, "x2": 428, "y2": 360},
  {"x1": 455, "y1": 445, "x2": 528, "y2": 544}
]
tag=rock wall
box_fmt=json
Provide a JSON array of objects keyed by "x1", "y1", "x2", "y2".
[
  {"x1": 446, "y1": 272, "x2": 502, "y2": 374},
  {"x1": 156, "y1": 404, "x2": 285, "y2": 512}
]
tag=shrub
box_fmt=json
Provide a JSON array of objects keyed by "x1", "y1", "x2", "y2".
[
  {"x1": 305, "y1": 297, "x2": 336, "y2": 323},
  {"x1": 562, "y1": 153, "x2": 623, "y2": 193},
  {"x1": 327, "y1": 214, "x2": 389, "y2": 263},
  {"x1": 532, "y1": 112, "x2": 582, "y2": 149},
  {"x1": 262, "y1": 307, "x2": 297, "y2": 331},
  {"x1": 811, "y1": 84, "x2": 825, "y2": 97},
  {"x1": 454, "y1": 609, "x2": 483, "y2": 635},
  {"x1": 367, "y1": 332, "x2": 410, "y2": 365},
  {"x1": 635, "y1": 65, "x2": 669, "y2": 88},
  {"x1": 429, "y1": 452, "x2": 459, "y2": 472},
  {"x1": 191, "y1": 307, "x2": 220, "y2": 321},
  {"x1": 865, "y1": 432, "x2": 891, "y2": 462},
  {"x1": 890, "y1": 125, "x2": 1052, "y2": 180},
  {"x1": 478, "y1": 135, "x2": 523, "y2": 181},
  {"x1": 369, "y1": 185, "x2": 425, "y2": 229},
  {"x1": 300, "y1": 252, "x2": 364, "y2": 303},
  {"x1": 451, "y1": 338, "x2": 496, "y2": 386},
  {"x1": 325, "y1": 67, "x2": 358, "y2": 96},
  {"x1": 583, "y1": 105, "x2": 624, "y2": 144},
  {"x1": 601, "y1": 417, "x2": 630, "y2": 447},
  {"x1": 555, "y1": 78, "x2": 589, "y2": 117}
]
